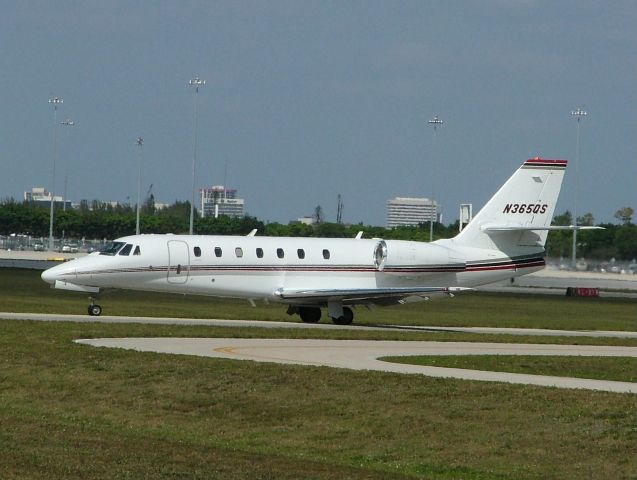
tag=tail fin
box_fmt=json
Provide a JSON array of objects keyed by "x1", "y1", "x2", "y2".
[{"x1": 452, "y1": 158, "x2": 567, "y2": 251}]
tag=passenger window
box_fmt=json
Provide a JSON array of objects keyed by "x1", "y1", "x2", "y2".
[
  {"x1": 323, "y1": 249, "x2": 330, "y2": 260},
  {"x1": 235, "y1": 247, "x2": 243, "y2": 258},
  {"x1": 256, "y1": 248, "x2": 264, "y2": 258},
  {"x1": 297, "y1": 249, "x2": 305, "y2": 259},
  {"x1": 194, "y1": 246, "x2": 201, "y2": 257},
  {"x1": 214, "y1": 247, "x2": 222, "y2": 257},
  {"x1": 277, "y1": 248, "x2": 284, "y2": 259},
  {"x1": 118, "y1": 244, "x2": 133, "y2": 256},
  {"x1": 133, "y1": 246, "x2": 141, "y2": 255}
]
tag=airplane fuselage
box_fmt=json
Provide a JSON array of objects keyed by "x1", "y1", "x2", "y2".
[
  {"x1": 43, "y1": 233, "x2": 544, "y2": 304},
  {"x1": 42, "y1": 158, "x2": 569, "y2": 323}
]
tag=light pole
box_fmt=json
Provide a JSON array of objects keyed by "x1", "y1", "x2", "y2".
[
  {"x1": 427, "y1": 115, "x2": 443, "y2": 242},
  {"x1": 570, "y1": 107, "x2": 587, "y2": 269},
  {"x1": 188, "y1": 76, "x2": 205, "y2": 235},
  {"x1": 48, "y1": 96, "x2": 63, "y2": 251},
  {"x1": 135, "y1": 137, "x2": 144, "y2": 235},
  {"x1": 60, "y1": 118, "x2": 75, "y2": 212}
]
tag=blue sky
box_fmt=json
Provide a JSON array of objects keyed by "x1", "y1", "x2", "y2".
[{"x1": 1, "y1": 1, "x2": 635, "y2": 226}]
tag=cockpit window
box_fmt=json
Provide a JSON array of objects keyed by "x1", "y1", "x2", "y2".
[
  {"x1": 118, "y1": 244, "x2": 133, "y2": 256},
  {"x1": 133, "y1": 246, "x2": 141, "y2": 255},
  {"x1": 99, "y1": 241, "x2": 125, "y2": 256}
]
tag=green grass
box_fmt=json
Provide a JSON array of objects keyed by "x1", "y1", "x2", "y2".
[
  {"x1": 1, "y1": 268, "x2": 637, "y2": 478},
  {"x1": 1, "y1": 268, "x2": 636, "y2": 332},
  {"x1": 1, "y1": 320, "x2": 636, "y2": 480},
  {"x1": 381, "y1": 355, "x2": 637, "y2": 382}
]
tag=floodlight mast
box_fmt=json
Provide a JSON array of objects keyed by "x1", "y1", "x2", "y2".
[
  {"x1": 135, "y1": 137, "x2": 144, "y2": 235},
  {"x1": 188, "y1": 76, "x2": 206, "y2": 235},
  {"x1": 48, "y1": 96, "x2": 63, "y2": 251},
  {"x1": 427, "y1": 115, "x2": 443, "y2": 242},
  {"x1": 570, "y1": 107, "x2": 587, "y2": 269},
  {"x1": 60, "y1": 118, "x2": 75, "y2": 212}
]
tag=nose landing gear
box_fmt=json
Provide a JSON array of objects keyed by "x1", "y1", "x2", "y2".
[{"x1": 88, "y1": 297, "x2": 102, "y2": 316}]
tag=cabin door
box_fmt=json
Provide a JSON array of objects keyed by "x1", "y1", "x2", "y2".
[{"x1": 167, "y1": 240, "x2": 190, "y2": 284}]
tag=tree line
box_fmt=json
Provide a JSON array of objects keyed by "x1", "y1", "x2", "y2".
[
  {"x1": 0, "y1": 200, "x2": 635, "y2": 260},
  {"x1": 544, "y1": 209, "x2": 636, "y2": 261}
]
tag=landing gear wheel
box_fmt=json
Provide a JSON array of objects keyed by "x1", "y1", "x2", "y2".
[
  {"x1": 299, "y1": 307, "x2": 321, "y2": 323},
  {"x1": 88, "y1": 304, "x2": 102, "y2": 316},
  {"x1": 332, "y1": 306, "x2": 353, "y2": 325}
]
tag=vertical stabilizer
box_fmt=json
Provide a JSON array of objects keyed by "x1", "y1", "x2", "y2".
[{"x1": 452, "y1": 158, "x2": 567, "y2": 252}]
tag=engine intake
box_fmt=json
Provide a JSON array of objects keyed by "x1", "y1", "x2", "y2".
[{"x1": 373, "y1": 240, "x2": 387, "y2": 271}]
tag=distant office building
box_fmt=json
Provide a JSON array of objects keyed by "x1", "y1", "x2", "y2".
[
  {"x1": 200, "y1": 185, "x2": 245, "y2": 218},
  {"x1": 386, "y1": 197, "x2": 439, "y2": 228},
  {"x1": 24, "y1": 187, "x2": 71, "y2": 209}
]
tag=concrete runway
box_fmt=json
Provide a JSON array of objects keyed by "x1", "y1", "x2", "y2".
[
  {"x1": 4, "y1": 312, "x2": 636, "y2": 393},
  {"x1": 482, "y1": 269, "x2": 637, "y2": 298},
  {"x1": 76, "y1": 337, "x2": 637, "y2": 394},
  {"x1": 3, "y1": 311, "x2": 637, "y2": 338}
]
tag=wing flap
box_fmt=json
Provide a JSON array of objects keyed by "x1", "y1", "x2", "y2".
[{"x1": 274, "y1": 286, "x2": 471, "y2": 304}]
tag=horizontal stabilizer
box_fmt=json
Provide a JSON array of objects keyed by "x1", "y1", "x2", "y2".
[{"x1": 481, "y1": 224, "x2": 605, "y2": 232}]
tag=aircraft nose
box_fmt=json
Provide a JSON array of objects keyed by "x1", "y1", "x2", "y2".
[
  {"x1": 41, "y1": 264, "x2": 69, "y2": 285},
  {"x1": 41, "y1": 266, "x2": 58, "y2": 284}
]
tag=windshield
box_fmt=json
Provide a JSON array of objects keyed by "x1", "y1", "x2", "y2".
[{"x1": 99, "y1": 241, "x2": 125, "y2": 256}]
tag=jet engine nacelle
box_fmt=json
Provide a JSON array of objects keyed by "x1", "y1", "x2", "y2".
[{"x1": 382, "y1": 240, "x2": 465, "y2": 275}]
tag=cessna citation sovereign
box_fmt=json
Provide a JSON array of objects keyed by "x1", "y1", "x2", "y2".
[{"x1": 42, "y1": 158, "x2": 589, "y2": 324}]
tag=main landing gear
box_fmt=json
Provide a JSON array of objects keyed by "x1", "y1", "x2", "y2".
[
  {"x1": 292, "y1": 306, "x2": 354, "y2": 325},
  {"x1": 298, "y1": 306, "x2": 321, "y2": 323},
  {"x1": 88, "y1": 297, "x2": 102, "y2": 316},
  {"x1": 332, "y1": 306, "x2": 353, "y2": 325}
]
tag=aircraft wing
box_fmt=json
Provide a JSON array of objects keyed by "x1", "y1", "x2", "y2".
[{"x1": 274, "y1": 286, "x2": 471, "y2": 305}]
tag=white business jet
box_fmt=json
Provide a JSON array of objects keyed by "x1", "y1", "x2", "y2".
[{"x1": 42, "y1": 158, "x2": 591, "y2": 324}]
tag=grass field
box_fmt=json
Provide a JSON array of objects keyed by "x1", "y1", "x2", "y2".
[
  {"x1": 1, "y1": 268, "x2": 636, "y2": 479},
  {"x1": 1, "y1": 268, "x2": 636, "y2": 332},
  {"x1": 2, "y1": 320, "x2": 636, "y2": 480},
  {"x1": 381, "y1": 355, "x2": 637, "y2": 382}
]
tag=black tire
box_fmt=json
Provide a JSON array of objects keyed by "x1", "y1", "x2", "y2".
[
  {"x1": 332, "y1": 306, "x2": 353, "y2": 325},
  {"x1": 88, "y1": 304, "x2": 102, "y2": 316},
  {"x1": 299, "y1": 307, "x2": 321, "y2": 323}
]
